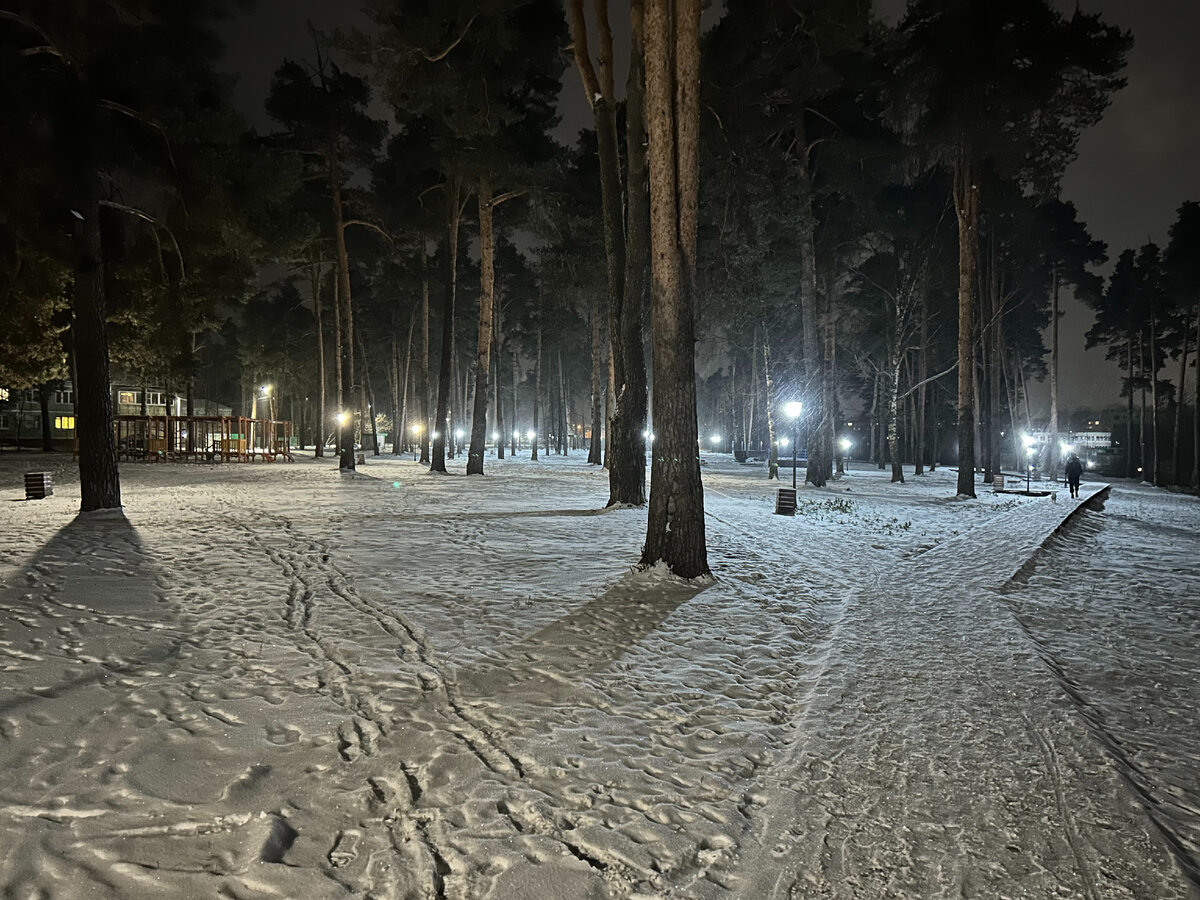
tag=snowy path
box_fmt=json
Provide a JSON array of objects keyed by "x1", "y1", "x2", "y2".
[{"x1": 0, "y1": 453, "x2": 1195, "y2": 898}]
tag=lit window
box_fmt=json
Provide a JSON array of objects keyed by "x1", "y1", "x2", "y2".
[
  {"x1": 0, "y1": 388, "x2": 8, "y2": 401},
  {"x1": 54, "y1": 416, "x2": 75, "y2": 430},
  {"x1": 118, "y1": 390, "x2": 137, "y2": 405}
]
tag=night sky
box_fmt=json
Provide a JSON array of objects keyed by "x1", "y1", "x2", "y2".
[{"x1": 218, "y1": 0, "x2": 1200, "y2": 415}]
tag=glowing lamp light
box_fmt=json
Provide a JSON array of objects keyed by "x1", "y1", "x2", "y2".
[
  {"x1": 527, "y1": 429, "x2": 536, "y2": 440},
  {"x1": 785, "y1": 400, "x2": 803, "y2": 419},
  {"x1": 839, "y1": 436, "x2": 852, "y2": 453},
  {"x1": 1060, "y1": 441, "x2": 1073, "y2": 455},
  {"x1": 778, "y1": 437, "x2": 789, "y2": 449},
  {"x1": 411, "y1": 424, "x2": 421, "y2": 435},
  {"x1": 431, "y1": 431, "x2": 440, "y2": 440},
  {"x1": 710, "y1": 434, "x2": 721, "y2": 446},
  {"x1": 337, "y1": 411, "x2": 348, "y2": 425},
  {"x1": 455, "y1": 428, "x2": 464, "y2": 440},
  {"x1": 491, "y1": 431, "x2": 499, "y2": 441}
]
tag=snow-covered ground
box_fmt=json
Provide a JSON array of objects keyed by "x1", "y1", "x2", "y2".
[{"x1": 0, "y1": 449, "x2": 1196, "y2": 899}]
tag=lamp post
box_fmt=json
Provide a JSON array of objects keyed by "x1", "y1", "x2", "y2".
[
  {"x1": 1022, "y1": 433, "x2": 1036, "y2": 492},
  {"x1": 785, "y1": 401, "x2": 803, "y2": 490}
]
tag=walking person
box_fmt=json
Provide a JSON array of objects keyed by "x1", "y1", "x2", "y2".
[{"x1": 1065, "y1": 452, "x2": 1084, "y2": 499}]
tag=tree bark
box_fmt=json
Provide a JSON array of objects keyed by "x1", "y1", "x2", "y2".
[
  {"x1": 1193, "y1": 305, "x2": 1200, "y2": 490},
  {"x1": 915, "y1": 289, "x2": 928, "y2": 475},
  {"x1": 640, "y1": 0, "x2": 708, "y2": 579},
  {"x1": 311, "y1": 262, "x2": 327, "y2": 457},
  {"x1": 73, "y1": 176, "x2": 122, "y2": 511},
  {"x1": 606, "y1": 0, "x2": 651, "y2": 504},
  {"x1": 953, "y1": 142, "x2": 979, "y2": 497},
  {"x1": 467, "y1": 176, "x2": 495, "y2": 475},
  {"x1": 1049, "y1": 265, "x2": 1061, "y2": 475},
  {"x1": 431, "y1": 177, "x2": 462, "y2": 473},
  {"x1": 793, "y1": 114, "x2": 828, "y2": 487},
  {"x1": 331, "y1": 158, "x2": 356, "y2": 471},
  {"x1": 1149, "y1": 308, "x2": 1160, "y2": 485},
  {"x1": 494, "y1": 300, "x2": 505, "y2": 459},
  {"x1": 1171, "y1": 316, "x2": 1188, "y2": 485},
  {"x1": 763, "y1": 331, "x2": 779, "y2": 480}
]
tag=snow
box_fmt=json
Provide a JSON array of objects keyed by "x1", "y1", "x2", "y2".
[{"x1": 0, "y1": 450, "x2": 1197, "y2": 899}]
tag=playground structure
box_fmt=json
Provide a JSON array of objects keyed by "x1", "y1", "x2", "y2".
[{"x1": 113, "y1": 415, "x2": 293, "y2": 463}]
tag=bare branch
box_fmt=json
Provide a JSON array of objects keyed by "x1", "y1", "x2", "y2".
[
  {"x1": 423, "y1": 15, "x2": 477, "y2": 63},
  {"x1": 488, "y1": 189, "x2": 527, "y2": 209},
  {"x1": 96, "y1": 100, "x2": 182, "y2": 196},
  {"x1": 342, "y1": 219, "x2": 394, "y2": 244},
  {"x1": 99, "y1": 200, "x2": 186, "y2": 283},
  {"x1": 898, "y1": 361, "x2": 958, "y2": 400}
]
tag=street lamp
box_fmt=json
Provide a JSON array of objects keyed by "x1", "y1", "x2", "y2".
[
  {"x1": 710, "y1": 433, "x2": 721, "y2": 451},
  {"x1": 1060, "y1": 441, "x2": 1073, "y2": 485},
  {"x1": 785, "y1": 401, "x2": 803, "y2": 490},
  {"x1": 1022, "y1": 433, "x2": 1036, "y2": 492}
]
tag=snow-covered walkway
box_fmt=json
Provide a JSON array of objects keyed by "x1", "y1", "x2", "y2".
[{"x1": 0, "y1": 452, "x2": 1195, "y2": 899}]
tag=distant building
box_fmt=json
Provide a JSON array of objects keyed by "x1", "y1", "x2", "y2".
[{"x1": 0, "y1": 381, "x2": 231, "y2": 449}]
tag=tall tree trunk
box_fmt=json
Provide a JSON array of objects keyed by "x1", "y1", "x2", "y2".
[
  {"x1": 1148, "y1": 307, "x2": 1160, "y2": 484},
  {"x1": 1193, "y1": 305, "x2": 1200, "y2": 490},
  {"x1": 886, "y1": 336, "x2": 904, "y2": 484},
  {"x1": 1171, "y1": 319, "x2": 1188, "y2": 485},
  {"x1": 794, "y1": 114, "x2": 828, "y2": 487},
  {"x1": 39, "y1": 383, "x2": 52, "y2": 452},
  {"x1": 1126, "y1": 333, "x2": 1135, "y2": 478},
  {"x1": 311, "y1": 262, "x2": 326, "y2": 457},
  {"x1": 512, "y1": 346, "x2": 520, "y2": 457},
  {"x1": 915, "y1": 289, "x2": 928, "y2": 475},
  {"x1": 953, "y1": 142, "x2": 979, "y2": 497},
  {"x1": 419, "y1": 241, "x2": 431, "y2": 463},
  {"x1": 763, "y1": 331, "x2": 779, "y2": 480},
  {"x1": 588, "y1": 302, "x2": 605, "y2": 465},
  {"x1": 331, "y1": 159, "x2": 356, "y2": 471},
  {"x1": 73, "y1": 175, "x2": 121, "y2": 511},
  {"x1": 1139, "y1": 331, "x2": 1147, "y2": 480},
  {"x1": 1049, "y1": 266, "x2": 1061, "y2": 476},
  {"x1": 607, "y1": 0, "x2": 650, "y2": 504},
  {"x1": 494, "y1": 301, "x2": 505, "y2": 460},
  {"x1": 398, "y1": 311, "x2": 415, "y2": 456},
  {"x1": 640, "y1": 0, "x2": 708, "y2": 579},
  {"x1": 468, "y1": 176, "x2": 495, "y2": 475},
  {"x1": 356, "y1": 330, "x2": 379, "y2": 456},
  {"x1": 431, "y1": 177, "x2": 462, "y2": 473}
]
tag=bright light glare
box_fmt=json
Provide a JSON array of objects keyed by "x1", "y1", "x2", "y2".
[
  {"x1": 411, "y1": 424, "x2": 421, "y2": 435},
  {"x1": 513, "y1": 430, "x2": 520, "y2": 440},
  {"x1": 527, "y1": 429, "x2": 536, "y2": 440},
  {"x1": 491, "y1": 431, "x2": 499, "y2": 441},
  {"x1": 431, "y1": 431, "x2": 440, "y2": 439},
  {"x1": 710, "y1": 434, "x2": 721, "y2": 445},
  {"x1": 1060, "y1": 441, "x2": 1072, "y2": 454},
  {"x1": 1021, "y1": 433, "x2": 1035, "y2": 449},
  {"x1": 337, "y1": 412, "x2": 348, "y2": 425},
  {"x1": 455, "y1": 429, "x2": 464, "y2": 439},
  {"x1": 839, "y1": 437, "x2": 852, "y2": 452},
  {"x1": 778, "y1": 437, "x2": 789, "y2": 448},
  {"x1": 785, "y1": 400, "x2": 803, "y2": 419}
]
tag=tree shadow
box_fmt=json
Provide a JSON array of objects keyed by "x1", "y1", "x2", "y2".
[
  {"x1": 453, "y1": 570, "x2": 709, "y2": 706},
  {"x1": 0, "y1": 511, "x2": 176, "y2": 717}
]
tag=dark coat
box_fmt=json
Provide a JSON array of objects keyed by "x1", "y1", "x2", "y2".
[{"x1": 1065, "y1": 457, "x2": 1084, "y2": 483}]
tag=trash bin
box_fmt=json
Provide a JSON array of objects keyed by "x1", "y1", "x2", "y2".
[
  {"x1": 25, "y1": 472, "x2": 53, "y2": 500},
  {"x1": 775, "y1": 487, "x2": 797, "y2": 516}
]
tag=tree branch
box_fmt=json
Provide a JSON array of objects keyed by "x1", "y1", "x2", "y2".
[
  {"x1": 566, "y1": 0, "x2": 603, "y2": 109},
  {"x1": 488, "y1": 189, "x2": 527, "y2": 209},
  {"x1": 99, "y1": 200, "x2": 185, "y2": 283},
  {"x1": 423, "y1": 15, "x2": 477, "y2": 63},
  {"x1": 342, "y1": 219, "x2": 394, "y2": 244}
]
